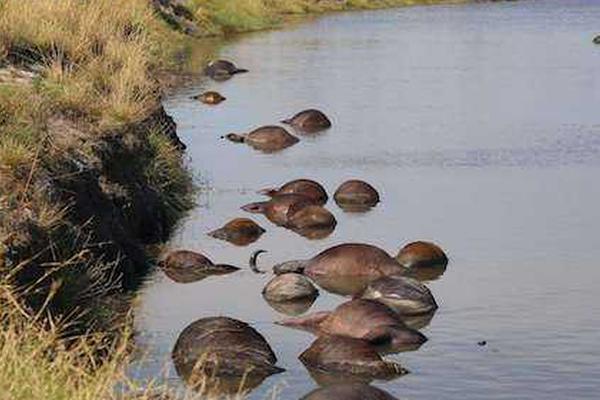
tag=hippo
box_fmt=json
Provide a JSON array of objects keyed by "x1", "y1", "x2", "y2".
[
  {"x1": 287, "y1": 204, "x2": 337, "y2": 231},
  {"x1": 242, "y1": 194, "x2": 318, "y2": 226},
  {"x1": 301, "y1": 383, "x2": 398, "y2": 400},
  {"x1": 204, "y1": 59, "x2": 248, "y2": 80},
  {"x1": 159, "y1": 250, "x2": 239, "y2": 283},
  {"x1": 281, "y1": 109, "x2": 332, "y2": 133},
  {"x1": 258, "y1": 179, "x2": 328, "y2": 205},
  {"x1": 594, "y1": 35, "x2": 600, "y2": 45},
  {"x1": 272, "y1": 243, "x2": 407, "y2": 282},
  {"x1": 299, "y1": 335, "x2": 408, "y2": 381},
  {"x1": 277, "y1": 299, "x2": 427, "y2": 352},
  {"x1": 361, "y1": 275, "x2": 438, "y2": 316},
  {"x1": 396, "y1": 241, "x2": 448, "y2": 269},
  {"x1": 207, "y1": 218, "x2": 265, "y2": 246},
  {"x1": 224, "y1": 126, "x2": 299, "y2": 152},
  {"x1": 172, "y1": 317, "x2": 284, "y2": 394},
  {"x1": 191, "y1": 91, "x2": 225, "y2": 105},
  {"x1": 334, "y1": 180, "x2": 380, "y2": 211},
  {"x1": 262, "y1": 273, "x2": 319, "y2": 302}
]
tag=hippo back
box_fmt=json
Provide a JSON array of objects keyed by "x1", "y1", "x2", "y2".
[
  {"x1": 265, "y1": 194, "x2": 316, "y2": 226},
  {"x1": 319, "y1": 299, "x2": 404, "y2": 339},
  {"x1": 305, "y1": 243, "x2": 406, "y2": 279},
  {"x1": 246, "y1": 126, "x2": 299, "y2": 151},
  {"x1": 172, "y1": 317, "x2": 281, "y2": 379}
]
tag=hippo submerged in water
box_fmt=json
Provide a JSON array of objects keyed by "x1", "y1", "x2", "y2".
[
  {"x1": 281, "y1": 109, "x2": 332, "y2": 134},
  {"x1": 172, "y1": 317, "x2": 284, "y2": 395},
  {"x1": 258, "y1": 179, "x2": 329, "y2": 205},
  {"x1": 262, "y1": 272, "x2": 319, "y2": 302},
  {"x1": 272, "y1": 243, "x2": 407, "y2": 280},
  {"x1": 207, "y1": 218, "x2": 265, "y2": 246},
  {"x1": 300, "y1": 335, "x2": 408, "y2": 382},
  {"x1": 361, "y1": 275, "x2": 438, "y2": 316},
  {"x1": 191, "y1": 91, "x2": 226, "y2": 105},
  {"x1": 334, "y1": 179, "x2": 380, "y2": 211},
  {"x1": 242, "y1": 193, "x2": 318, "y2": 226},
  {"x1": 204, "y1": 59, "x2": 248, "y2": 81},
  {"x1": 278, "y1": 299, "x2": 427, "y2": 352},
  {"x1": 159, "y1": 250, "x2": 239, "y2": 283},
  {"x1": 396, "y1": 241, "x2": 448, "y2": 281},
  {"x1": 301, "y1": 383, "x2": 398, "y2": 400},
  {"x1": 224, "y1": 126, "x2": 299, "y2": 152}
]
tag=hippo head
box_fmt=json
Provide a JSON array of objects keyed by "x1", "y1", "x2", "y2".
[{"x1": 223, "y1": 133, "x2": 245, "y2": 143}]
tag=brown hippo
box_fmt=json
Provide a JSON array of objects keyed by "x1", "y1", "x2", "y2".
[
  {"x1": 301, "y1": 383, "x2": 398, "y2": 400},
  {"x1": 262, "y1": 273, "x2": 319, "y2": 302},
  {"x1": 172, "y1": 317, "x2": 284, "y2": 394},
  {"x1": 396, "y1": 241, "x2": 448, "y2": 269},
  {"x1": 241, "y1": 194, "x2": 318, "y2": 226},
  {"x1": 334, "y1": 180, "x2": 380, "y2": 211},
  {"x1": 159, "y1": 250, "x2": 239, "y2": 283},
  {"x1": 287, "y1": 204, "x2": 337, "y2": 231},
  {"x1": 278, "y1": 299, "x2": 427, "y2": 352},
  {"x1": 258, "y1": 179, "x2": 328, "y2": 205},
  {"x1": 281, "y1": 109, "x2": 332, "y2": 133},
  {"x1": 207, "y1": 218, "x2": 265, "y2": 246},
  {"x1": 361, "y1": 275, "x2": 438, "y2": 316},
  {"x1": 191, "y1": 91, "x2": 226, "y2": 105},
  {"x1": 224, "y1": 126, "x2": 299, "y2": 152},
  {"x1": 272, "y1": 243, "x2": 407, "y2": 282},
  {"x1": 299, "y1": 336, "x2": 407, "y2": 381},
  {"x1": 204, "y1": 59, "x2": 248, "y2": 80}
]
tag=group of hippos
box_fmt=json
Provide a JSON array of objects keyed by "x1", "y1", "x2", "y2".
[{"x1": 159, "y1": 59, "x2": 449, "y2": 399}]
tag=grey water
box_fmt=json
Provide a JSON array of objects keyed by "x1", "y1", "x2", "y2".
[{"x1": 130, "y1": 0, "x2": 600, "y2": 398}]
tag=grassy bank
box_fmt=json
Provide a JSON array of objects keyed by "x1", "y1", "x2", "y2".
[
  {"x1": 185, "y1": 0, "x2": 465, "y2": 34},
  {"x1": 1, "y1": 0, "x2": 466, "y2": 399}
]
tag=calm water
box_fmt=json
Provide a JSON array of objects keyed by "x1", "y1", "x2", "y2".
[{"x1": 131, "y1": 1, "x2": 600, "y2": 398}]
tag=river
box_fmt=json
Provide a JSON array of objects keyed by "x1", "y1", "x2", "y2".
[{"x1": 130, "y1": 1, "x2": 600, "y2": 398}]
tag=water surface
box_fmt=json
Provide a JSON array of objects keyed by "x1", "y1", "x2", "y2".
[{"x1": 132, "y1": 1, "x2": 600, "y2": 398}]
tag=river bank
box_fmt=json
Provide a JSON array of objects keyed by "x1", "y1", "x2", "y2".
[{"x1": 1, "y1": 1, "x2": 474, "y2": 399}]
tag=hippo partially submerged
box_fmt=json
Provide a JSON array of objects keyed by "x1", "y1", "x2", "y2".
[
  {"x1": 191, "y1": 91, "x2": 226, "y2": 105},
  {"x1": 299, "y1": 335, "x2": 408, "y2": 381},
  {"x1": 396, "y1": 241, "x2": 448, "y2": 269},
  {"x1": 172, "y1": 317, "x2": 284, "y2": 393},
  {"x1": 334, "y1": 180, "x2": 380, "y2": 211},
  {"x1": 361, "y1": 275, "x2": 438, "y2": 316},
  {"x1": 301, "y1": 383, "x2": 398, "y2": 400},
  {"x1": 258, "y1": 179, "x2": 328, "y2": 205},
  {"x1": 263, "y1": 273, "x2": 319, "y2": 302},
  {"x1": 224, "y1": 126, "x2": 299, "y2": 152},
  {"x1": 287, "y1": 204, "x2": 337, "y2": 232},
  {"x1": 204, "y1": 59, "x2": 248, "y2": 80},
  {"x1": 272, "y1": 243, "x2": 407, "y2": 280},
  {"x1": 159, "y1": 250, "x2": 239, "y2": 283},
  {"x1": 594, "y1": 35, "x2": 600, "y2": 45},
  {"x1": 242, "y1": 194, "x2": 318, "y2": 226},
  {"x1": 281, "y1": 109, "x2": 332, "y2": 133},
  {"x1": 278, "y1": 299, "x2": 427, "y2": 352},
  {"x1": 207, "y1": 218, "x2": 265, "y2": 246}
]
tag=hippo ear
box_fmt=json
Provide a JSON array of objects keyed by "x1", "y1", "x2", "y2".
[
  {"x1": 241, "y1": 202, "x2": 266, "y2": 213},
  {"x1": 257, "y1": 187, "x2": 278, "y2": 197}
]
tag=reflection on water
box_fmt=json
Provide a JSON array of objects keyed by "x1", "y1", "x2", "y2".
[{"x1": 131, "y1": 1, "x2": 600, "y2": 399}]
